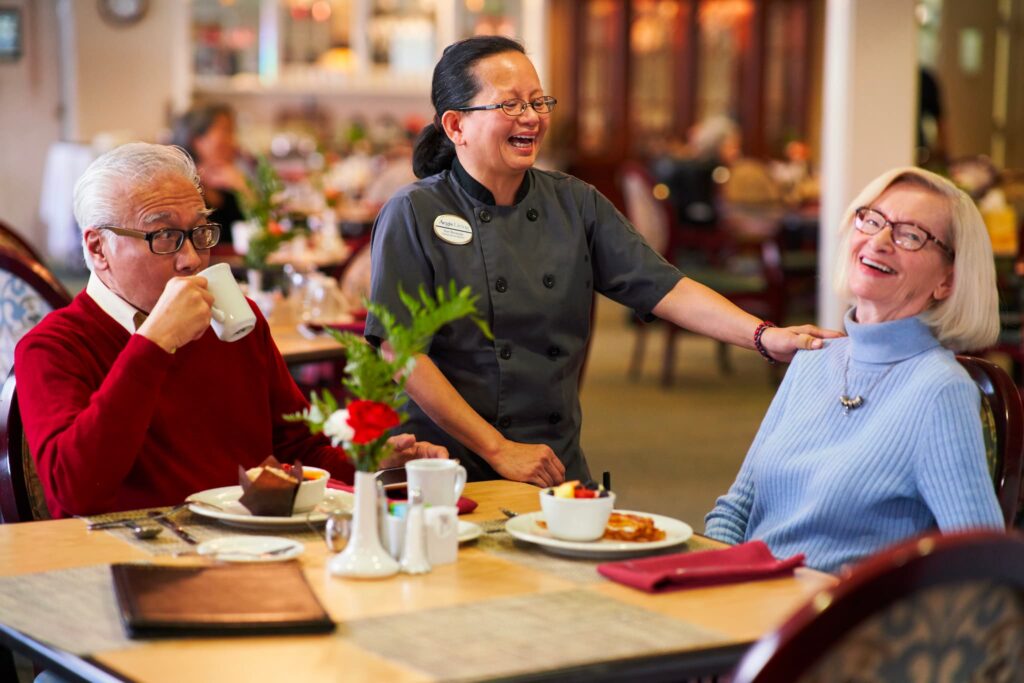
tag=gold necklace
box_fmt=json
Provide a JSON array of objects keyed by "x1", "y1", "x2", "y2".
[{"x1": 840, "y1": 355, "x2": 896, "y2": 415}]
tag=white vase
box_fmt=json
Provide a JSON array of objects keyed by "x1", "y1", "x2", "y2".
[
  {"x1": 328, "y1": 471, "x2": 399, "y2": 579},
  {"x1": 246, "y1": 268, "x2": 264, "y2": 293}
]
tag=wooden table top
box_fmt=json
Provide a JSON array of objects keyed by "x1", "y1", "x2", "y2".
[
  {"x1": 0, "y1": 481, "x2": 834, "y2": 682},
  {"x1": 270, "y1": 319, "x2": 347, "y2": 366}
]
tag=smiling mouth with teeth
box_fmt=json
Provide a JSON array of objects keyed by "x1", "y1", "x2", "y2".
[
  {"x1": 860, "y1": 257, "x2": 895, "y2": 274},
  {"x1": 509, "y1": 135, "x2": 534, "y2": 149}
]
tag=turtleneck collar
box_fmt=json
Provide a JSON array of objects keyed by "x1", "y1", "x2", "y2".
[
  {"x1": 450, "y1": 156, "x2": 531, "y2": 206},
  {"x1": 845, "y1": 308, "x2": 941, "y2": 365}
]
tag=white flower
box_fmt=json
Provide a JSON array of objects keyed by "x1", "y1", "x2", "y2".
[
  {"x1": 307, "y1": 404, "x2": 324, "y2": 424},
  {"x1": 322, "y1": 409, "x2": 354, "y2": 447}
]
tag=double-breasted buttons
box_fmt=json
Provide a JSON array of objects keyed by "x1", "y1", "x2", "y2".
[
  {"x1": 495, "y1": 277, "x2": 508, "y2": 293},
  {"x1": 548, "y1": 412, "x2": 562, "y2": 425},
  {"x1": 498, "y1": 416, "x2": 512, "y2": 428},
  {"x1": 526, "y1": 208, "x2": 539, "y2": 221},
  {"x1": 499, "y1": 345, "x2": 512, "y2": 360},
  {"x1": 542, "y1": 274, "x2": 555, "y2": 289},
  {"x1": 547, "y1": 345, "x2": 560, "y2": 359},
  {"x1": 479, "y1": 209, "x2": 492, "y2": 223}
]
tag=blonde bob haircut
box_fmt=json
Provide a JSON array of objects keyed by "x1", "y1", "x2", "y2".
[{"x1": 832, "y1": 166, "x2": 998, "y2": 352}]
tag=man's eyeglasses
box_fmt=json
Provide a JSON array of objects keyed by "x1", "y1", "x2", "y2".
[
  {"x1": 98, "y1": 224, "x2": 221, "y2": 255},
  {"x1": 455, "y1": 96, "x2": 557, "y2": 117},
  {"x1": 853, "y1": 207, "x2": 954, "y2": 260}
]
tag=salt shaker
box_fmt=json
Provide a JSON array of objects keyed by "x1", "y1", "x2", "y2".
[{"x1": 399, "y1": 490, "x2": 431, "y2": 575}]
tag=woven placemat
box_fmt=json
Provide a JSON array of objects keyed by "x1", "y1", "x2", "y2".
[
  {"x1": 0, "y1": 564, "x2": 136, "y2": 655},
  {"x1": 344, "y1": 588, "x2": 726, "y2": 682},
  {"x1": 85, "y1": 508, "x2": 325, "y2": 556}
]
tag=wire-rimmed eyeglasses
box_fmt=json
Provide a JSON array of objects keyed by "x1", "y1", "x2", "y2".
[
  {"x1": 97, "y1": 224, "x2": 221, "y2": 255},
  {"x1": 454, "y1": 96, "x2": 557, "y2": 117},
  {"x1": 854, "y1": 207, "x2": 954, "y2": 260}
]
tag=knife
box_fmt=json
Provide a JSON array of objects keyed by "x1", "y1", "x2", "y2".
[{"x1": 147, "y1": 510, "x2": 198, "y2": 545}]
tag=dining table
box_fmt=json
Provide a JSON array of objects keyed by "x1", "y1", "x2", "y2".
[{"x1": 0, "y1": 481, "x2": 834, "y2": 682}]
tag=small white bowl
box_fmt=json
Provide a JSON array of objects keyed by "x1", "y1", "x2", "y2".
[
  {"x1": 292, "y1": 466, "x2": 330, "y2": 512},
  {"x1": 539, "y1": 489, "x2": 616, "y2": 542}
]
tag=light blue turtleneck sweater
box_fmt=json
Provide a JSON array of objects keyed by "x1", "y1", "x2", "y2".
[{"x1": 705, "y1": 311, "x2": 1004, "y2": 573}]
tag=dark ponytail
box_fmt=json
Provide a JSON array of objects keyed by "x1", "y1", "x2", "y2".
[{"x1": 412, "y1": 35, "x2": 526, "y2": 179}]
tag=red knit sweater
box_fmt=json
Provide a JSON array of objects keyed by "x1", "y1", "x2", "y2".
[{"x1": 14, "y1": 292, "x2": 354, "y2": 518}]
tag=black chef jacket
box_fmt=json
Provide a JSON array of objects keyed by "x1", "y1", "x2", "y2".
[{"x1": 365, "y1": 159, "x2": 683, "y2": 481}]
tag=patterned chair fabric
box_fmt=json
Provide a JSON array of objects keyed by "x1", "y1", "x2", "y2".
[
  {"x1": 0, "y1": 269, "x2": 55, "y2": 381},
  {"x1": 800, "y1": 581, "x2": 1024, "y2": 683}
]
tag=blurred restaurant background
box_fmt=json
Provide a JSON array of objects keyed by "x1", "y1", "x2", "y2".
[{"x1": 1, "y1": 0, "x2": 1023, "y2": 524}]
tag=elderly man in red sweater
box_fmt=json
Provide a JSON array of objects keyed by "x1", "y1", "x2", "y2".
[{"x1": 15, "y1": 142, "x2": 444, "y2": 518}]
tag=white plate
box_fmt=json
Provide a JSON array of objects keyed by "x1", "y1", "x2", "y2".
[
  {"x1": 197, "y1": 535, "x2": 304, "y2": 563},
  {"x1": 458, "y1": 521, "x2": 482, "y2": 544},
  {"x1": 187, "y1": 486, "x2": 353, "y2": 529},
  {"x1": 504, "y1": 510, "x2": 692, "y2": 559}
]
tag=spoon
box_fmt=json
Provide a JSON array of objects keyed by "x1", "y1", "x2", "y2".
[{"x1": 122, "y1": 519, "x2": 163, "y2": 540}]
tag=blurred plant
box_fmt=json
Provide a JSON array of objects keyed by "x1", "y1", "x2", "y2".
[
  {"x1": 240, "y1": 155, "x2": 302, "y2": 270},
  {"x1": 286, "y1": 283, "x2": 492, "y2": 472}
]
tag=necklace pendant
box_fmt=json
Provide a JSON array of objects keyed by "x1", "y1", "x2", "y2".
[{"x1": 839, "y1": 395, "x2": 864, "y2": 413}]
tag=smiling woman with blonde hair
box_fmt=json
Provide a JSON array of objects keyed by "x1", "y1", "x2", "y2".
[{"x1": 706, "y1": 166, "x2": 1003, "y2": 574}]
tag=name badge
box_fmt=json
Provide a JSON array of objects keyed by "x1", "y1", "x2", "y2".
[{"x1": 433, "y1": 214, "x2": 473, "y2": 245}]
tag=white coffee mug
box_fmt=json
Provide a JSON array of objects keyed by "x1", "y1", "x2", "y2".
[
  {"x1": 424, "y1": 506, "x2": 458, "y2": 566},
  {"x1": 198, "y1": 262, "x2": 257, "y2": 342},
  {"x1": 405, "y1": 459, "x2": 467, "y2": 508}
]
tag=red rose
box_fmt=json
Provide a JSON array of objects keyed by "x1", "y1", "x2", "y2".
[{"x1": 346, "y1": 400, "x2": 400, "y2": 445}]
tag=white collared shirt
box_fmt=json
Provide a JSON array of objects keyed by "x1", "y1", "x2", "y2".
[{"x1": 86, "y1": 273, "x2": 145, "y2": 333}]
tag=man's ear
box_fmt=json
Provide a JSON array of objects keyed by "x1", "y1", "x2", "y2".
[
  {"x1": 83, "y1": 228, "x2": 110, "y2": 271},
  {"x1": 440, "y1": 111, "x2": 466, "y2": 147}
]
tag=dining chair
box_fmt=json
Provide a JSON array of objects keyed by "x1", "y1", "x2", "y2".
[
  {"x1": 0, "y1": 373, "x2": 50, "y2": 523},
  {"x1": 732, "y1": 530, "x2": 1024, "y2": 683},
  {"x1": 0, "y1": 219, "x2": 51, "y2": 266},
  {"x1": 619, "y1": 162, "x2": 784, "y2": 386},
  {"x1": 0, "y1": 248, "x2": 73, "y2": 383},
  {"x1": 957, "y1": 355, "x2": 1024, "y2": 528}
]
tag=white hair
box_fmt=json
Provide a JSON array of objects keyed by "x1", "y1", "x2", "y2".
[
  {"x1": 73, "y1": 142, "x2": 202, "y2": 269},
  {"x1": 833, "y1": 166, "x2": 999, "y2": 351}
]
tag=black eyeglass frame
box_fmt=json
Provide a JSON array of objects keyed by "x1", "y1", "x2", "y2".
[
  {"x1": 97, "y1": 223, "x2": 222, "y2": 255},
  {"x1": 454, "y1": 96, "x2": 557, "y2": 117},
  {"x1": 853, "y1": 207, "x2": 955, "y2": 260}
]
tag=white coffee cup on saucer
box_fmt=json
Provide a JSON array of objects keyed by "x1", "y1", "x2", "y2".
[
  {"x1": 405, "y1": 459, "x2": 467, "y2": 508},
  {"x1": 198, "y1": 262, "x2": 257, "y2": 342}
]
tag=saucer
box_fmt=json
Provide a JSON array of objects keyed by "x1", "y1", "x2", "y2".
[{"x1": 197, "y1": 536, "x2": 304, "y2": 563}]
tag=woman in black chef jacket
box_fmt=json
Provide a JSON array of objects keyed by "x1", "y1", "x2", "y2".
[{"x1": 365, "y1": 36, "x2": 838, "y2": 488}]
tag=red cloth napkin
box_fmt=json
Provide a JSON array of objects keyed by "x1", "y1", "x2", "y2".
[
  {"x1": 597, "y1": 541, "x2": 804, "y2": 593},
  {"x1": 327, "y1": 479, "x2": 478, "y2": 515}
]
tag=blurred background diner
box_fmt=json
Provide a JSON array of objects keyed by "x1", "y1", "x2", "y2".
[{"x1": 1, "y1": 0, "x2": 1024, "y2": 530}]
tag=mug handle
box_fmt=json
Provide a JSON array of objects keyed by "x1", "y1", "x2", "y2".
[
  {"x1": 211, "y1": 306, "x2": 227, "y2": 323},
  {"x1": 453, "y1": 464, "x2": 467, "y2": 501}
]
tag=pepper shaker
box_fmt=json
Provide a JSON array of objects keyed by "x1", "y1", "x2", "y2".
[{"x1": 400, "y1": 489, "x2": 431, "y2": 574}]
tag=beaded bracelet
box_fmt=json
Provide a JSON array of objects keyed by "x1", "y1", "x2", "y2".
[{"x1": 753, "y1": 320, "x2": 777, "y2": 365}]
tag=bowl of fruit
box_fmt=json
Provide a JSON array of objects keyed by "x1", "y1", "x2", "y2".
[{"x1": 539, "y1": 480, "x2": 615, "y2": 542}]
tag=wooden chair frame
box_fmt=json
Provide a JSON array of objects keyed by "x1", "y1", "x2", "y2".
[
  {"x1": 957, "y1": 355, "x2": 1024, "y2": 527},
  {"x1": 732, "y1": 531, "x2": 1024, "y2": 683},
  {"x1": 0, "y1": 249, "x2": 73, "y2": 310},
  {"x1": 0, "y1": 374, "x2": 33, "y2": 524},
  {"x1": 0, "y1": 219, "x2": 49, "y2": 265}
]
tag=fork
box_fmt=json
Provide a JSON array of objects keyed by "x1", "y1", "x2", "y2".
[{"x1": 499, "y1": 507, "x2": 518, "y2": 519}]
